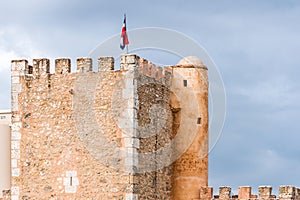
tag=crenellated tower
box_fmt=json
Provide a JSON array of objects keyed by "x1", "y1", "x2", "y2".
[
  {"x1": 10, "y1": 54, "x2": 209, "y2": 200},
  {"x1": 7, "y1": 53, "x2": 300, "y2": 200}
]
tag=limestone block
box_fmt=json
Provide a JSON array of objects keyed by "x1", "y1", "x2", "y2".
[
  {"x1": 55, "y1": 58, "x2": 71, "y2": 74},
  {"x1": 259, "y1": 186, "x2": 273, "y2": 199},
  {"x1": 11, "y1": 84, "x2": 22, "y2": 93},
  {"x1": 11, "y1": 77, "x2": 19, "y2": 84},
  {"x1": 120, "y1": 54, "x2": 139, "y2": 71},
  {"x1": 238, "y1": 186, "x2": 251, "y2": 200},
  {"x1": 219, "y1": 186, "x2": 231, "y2": 200},
  {"x1": 77, "y1": 58, "x2": 92, "y2": 72},
  {"x1": 11, "y1": 160, "x2": 17, "y2": 168},
  {"x1": 33, "y1": 58, "x2": 50, "y2": 77},
  {"x1": 10, "y1": 187, "x2": 19, "y2": 195},
  {"x1": 98, "y1": 57, "x2": 114, "y2": 71},
  {"x1": 11, "y1": 131, "x2": 21, "y2": 140},
  {"x1": 125, "y1": 193, "x2": 138, "y2": 200},
  {"x1": 11, "y1": 150, "x2": 20, "y2": 159},
  {"x1": 11, "y1": 141, "x2": 20, "y2": 150},
  {"x1": 120, "y1": 55, "x2": 138, "y2": 65},
  {"x1": 279, "y1": 186, "x2": 296, "y2": 200},
  {"x1": 199, "y1": 186, "x2": 213, "y2": 200},
  {"x1": 124, "y1": 137, "x2": 140, "y2": 148},
  {"x1": 11, "y1": 60, "x2": 27, "y2": 72},
  {"x1": 122, "y1": 89, "x2": 134, "y2": 99},
  {"x1": 11, "y1": 195, "x2": 18, "y2": 200},
  {"x1": 11, "y1": 168, "x2": 20, "y2": 177}
]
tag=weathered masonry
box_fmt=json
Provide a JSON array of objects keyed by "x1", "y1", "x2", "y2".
[
  {"x1": 9, "y1": 54, "x2": 209, "y2": 200},
  {"x1": 196, "y1": 186, "x2": 300, "y2": 200}
]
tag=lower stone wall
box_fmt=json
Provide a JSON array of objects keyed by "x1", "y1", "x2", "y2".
[{"x1": 197, "y1": 186, "x2": 300, "y2": 200}]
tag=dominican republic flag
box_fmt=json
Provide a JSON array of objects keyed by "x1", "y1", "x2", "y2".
[{"x1": 120, "y1": 14, "x2": 129, "y2": 50}]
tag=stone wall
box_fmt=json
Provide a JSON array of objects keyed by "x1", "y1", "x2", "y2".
[
  {"x1": 10, "y1": 54, "x2": 209, "y2": 200},
  {"x1": 135, "y1": 58, "x2": 173, "y2": 199},
  {"x1": 11, "y1": 57, "x2": 137, "y2": 199},
  {"x1": 197, "y1": 186, "x2": 300, "y2": 200}
]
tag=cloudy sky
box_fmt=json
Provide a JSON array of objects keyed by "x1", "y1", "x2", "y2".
[{"x1": 1, "y1": 0, "x2": 300, "y2": 195}]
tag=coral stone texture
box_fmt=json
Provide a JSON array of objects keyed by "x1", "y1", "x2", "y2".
[
  {"x1": 6, "y1": 54, "x2": 300, "y2": 200},
  {"x1": 9, "y1": 54, "x2": 209, "y2": 199}
]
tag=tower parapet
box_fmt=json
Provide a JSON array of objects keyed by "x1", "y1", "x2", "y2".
[{"x1": 138, "y1": 57, "x2": 169, "y2": 84}]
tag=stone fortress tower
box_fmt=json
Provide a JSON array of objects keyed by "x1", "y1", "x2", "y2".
[
  {"x1": 4, "y1": 53, "x2": 300, "y2": 200},
  {"x1": 9, "y1": 54, "x2": 209, "y2": 200}
]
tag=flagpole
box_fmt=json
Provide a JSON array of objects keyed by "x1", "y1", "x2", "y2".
[{"x1": 126, "y1": 45, "x2": 128, "y2": 54}]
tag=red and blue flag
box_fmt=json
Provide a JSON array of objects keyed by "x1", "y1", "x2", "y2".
[{"x1": 120, "y1": 14, "x2": 129, "y2": 50}]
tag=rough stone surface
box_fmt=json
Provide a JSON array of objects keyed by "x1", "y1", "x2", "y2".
[
  {"x1": 10, "y1": 54, "x2": 209, "y2": 199},
  {"x1": 205, "y1": 186, "x2": 300, "y2": 200},
  {"x1": 6, "y1": 55, "x2": 300, "y2": 200}
]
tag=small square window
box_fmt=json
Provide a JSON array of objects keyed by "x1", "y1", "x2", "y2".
[{"x1": 0, "y1": 116, "x2": 6, "y2": 120}]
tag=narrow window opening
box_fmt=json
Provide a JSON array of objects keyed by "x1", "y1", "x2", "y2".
[
  {"x1": 197, "y1": 117, "x2": 201, "y2": 124},
  {"x1": 183, "y1": 80, "x2": 187, "y2": 87},
  {"x1": 28, "y1": 65, "x2": 33, "y2": 74},
  {"x1": 70, "y1": 176, "x2": 73, "y2": 186}
]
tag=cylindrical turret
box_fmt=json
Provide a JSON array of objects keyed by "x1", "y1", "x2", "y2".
[{"x1": 170, "y1": 56, "x2": 208, "y2": 200}]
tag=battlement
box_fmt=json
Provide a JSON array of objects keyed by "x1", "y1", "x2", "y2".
[
  {"x1": 11, "y1": 55, "x2": 206, "y2": 91},
  {"x1": 11, "y1": 56, "x2": 113, "y2": 76},
  {"x1": 197, "y1": 186, "x2": 300, "y2": 200},
  {"x1": 4, "y1": 186, "x2": 300, "y2": 200},
  {"x1": 11, "y1": 54, "x2": 173, "y2": 76},
  {"x1": 137, "y1": 57, "x2": 166, "y2": 83}
]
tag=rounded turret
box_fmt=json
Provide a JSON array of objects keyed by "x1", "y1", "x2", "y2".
[
  {"x1": 171, "y1": 56, "x2": 208, "y2": 200},
  {"x1": 177, "y1": 56, "x2": 207, "y2": 69}
]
